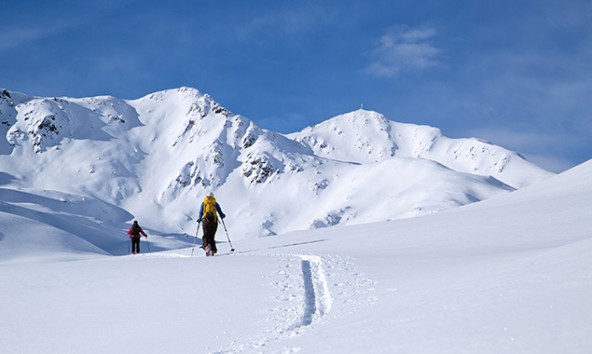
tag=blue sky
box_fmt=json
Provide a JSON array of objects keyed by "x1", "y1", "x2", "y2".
[{"x1": 1, "y1": 0, "x2": 590, "y2": 172}]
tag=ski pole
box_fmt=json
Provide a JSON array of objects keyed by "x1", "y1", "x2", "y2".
[
  {"x1": 145, "y1": 236, "x2": 151, "y2": 253},
  {"x1": 220, "y1": 218, "x2": 235, "y2": 252},
  {"x1": 191, "y1": 221, "x2": 201, "y2": 257}
]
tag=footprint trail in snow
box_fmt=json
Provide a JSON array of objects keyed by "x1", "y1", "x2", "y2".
[{"x1": 214, "y1": 253, "x2": 376, "y2": 353}]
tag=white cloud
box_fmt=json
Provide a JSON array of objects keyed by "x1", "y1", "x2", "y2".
[
  {"x1": 366, "y1": 25, "x2": 439, "y2": 78},
  {"x1": 0, "y1": 26, "x2": 51, "y2": 51},
  {"x1": 236, "y1": 5, "x2": 339, "y2": 40},
  {"x1": 0, "y1": 20, "x2": 82, "y2": 52}
]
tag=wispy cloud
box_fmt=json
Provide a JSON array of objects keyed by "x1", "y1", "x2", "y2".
[
  {"x1": 0, "y1": 0, "x2": 133, "y2": 53},
  {"x1": 366, "y1": 25, "x2": 439, "y2": 78},
  {"x1": 0, "y1": 20, "x2": 83, "y2": 52},
  {"x1": 235, "y1": 5, "x2": 341, "y2": 41}
]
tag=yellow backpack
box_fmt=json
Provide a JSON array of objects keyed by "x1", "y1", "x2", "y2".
[{"x1": 202, "y1": 196, "x2": 217, "y2": 222}]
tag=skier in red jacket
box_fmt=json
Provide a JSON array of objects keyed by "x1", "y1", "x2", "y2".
[{"x1": 127, "y1": 220, "x2": 148, "y2": 255}]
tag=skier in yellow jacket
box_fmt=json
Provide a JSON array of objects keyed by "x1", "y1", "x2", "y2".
[{"x1": 197, "y1": 192, "x2": 226, "y2": 256}]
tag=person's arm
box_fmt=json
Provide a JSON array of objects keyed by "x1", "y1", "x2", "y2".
[
  {"x1": 140, "y1": 227, "x2": 148, "y2": 237},
  {"x1": 197, "y1": 203, "x2": 204, "y2": 222},
  {"x1": 216, "y1": 203, "x2": 225, "y2": 219}
]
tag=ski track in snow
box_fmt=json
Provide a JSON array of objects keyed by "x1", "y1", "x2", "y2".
[
  {"x1": 299, "y1": 256, "x2": 325, "y2": 326},
  {"x1": 294, "y1": 255, "x2": 333, "y2": 328},
  {"x1": 213, "y1": 253, "x2": 376, "y2": 353},
  {"x1": 113, "y1": 248, "x2": 376, "y2": 353}
]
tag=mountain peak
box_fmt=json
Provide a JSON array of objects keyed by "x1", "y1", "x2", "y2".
[
  {"x1": 289, "y1": 110, "x2": 552, "y2": 188},
  {"x1": 321, "y1": 109, "x2": 388, "y2": 127},
  {"x1": 136, "y1": 86, "x2": 203, "y2": 102}
]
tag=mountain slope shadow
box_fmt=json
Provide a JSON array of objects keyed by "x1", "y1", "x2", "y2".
[{"x1": 0, "y1": 187, "x2": 134, "y2": 255}]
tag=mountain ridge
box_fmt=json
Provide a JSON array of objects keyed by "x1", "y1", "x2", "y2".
[
  {"x1": 0, "y1": 86, "x2": 553, "y2": 238},
  {"x1": 288, "y1": 108, "x2": 549, "y2": 189}
]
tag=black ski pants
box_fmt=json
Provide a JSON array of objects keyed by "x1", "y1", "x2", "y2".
[
  {"x1": 202, "y1": 219, "x2": 218, "y2": 253},
  {"x1": 130, "y1": 237, "x2": 141, "y2": 254}
]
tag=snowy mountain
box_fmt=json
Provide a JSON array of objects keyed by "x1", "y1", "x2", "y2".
[
  {"x1": 288, "y1": 109, "x2": 549, "y2": 189},
  {"x1": 0, "y1": 87, "x2": 553, "y2": 245}
]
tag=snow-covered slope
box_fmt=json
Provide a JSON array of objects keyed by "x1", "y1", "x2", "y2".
[
  {"x1": 1, "y1": 159, "x2": 589, "y2": 353},
  {"x1": 0, "y1": 87, "x2": 552, "y2": 241}
]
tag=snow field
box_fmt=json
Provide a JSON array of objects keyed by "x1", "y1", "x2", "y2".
[{"x1": 0, "y1": 254, "x2": 283, "y2": 353}]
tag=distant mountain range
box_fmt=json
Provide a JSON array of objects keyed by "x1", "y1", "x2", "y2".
[{"x1": 0, "y1": 87, "x2": 553, "y2": 238}]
